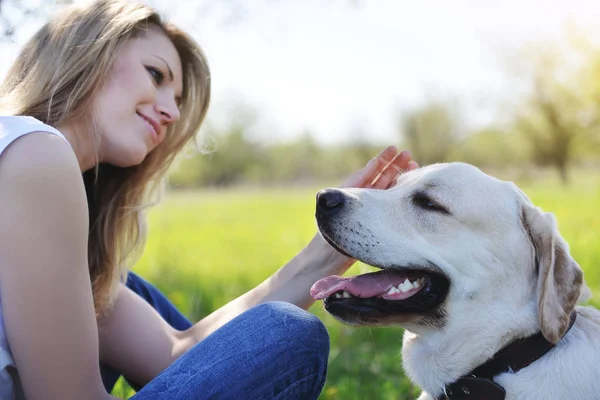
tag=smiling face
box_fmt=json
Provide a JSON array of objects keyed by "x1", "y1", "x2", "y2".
[
  {"x1": 92, "y1": 27, "x2": 183, "y2": 167},
  {"x1": 312, "y1": 162, "x2": 541, "y2": 330}
]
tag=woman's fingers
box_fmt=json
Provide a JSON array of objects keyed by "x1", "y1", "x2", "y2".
[
  {"x1": 407, "y1": 160, "x2": 419, "y2": 170},
  {"x1": 339, "y1": 146, "x2": 417, "y2": 189},
  {"x1": 339, "y1": 146, "x2": 393, "y2": 188},
  {"x1": 369, "y1": 150, "x2": 413, "y2": 189}
]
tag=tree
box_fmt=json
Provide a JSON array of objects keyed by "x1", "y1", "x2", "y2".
[
  {"x1": 1, "y1": 0, "x2": 36, "y2": 39},
  {"x1": 0, "y1": 1, "x2": 77, "y2": 41},
  {"x1": 0, "y1": 1, "x2": 363, "y2": 40},
  {"x1": 399, "y1": 99, "x2": 464, "y2": 165},
  {"x1": 513, "y1": 40, "x2": 591, "y2": 184},
  {"x1": 448, "y1": 127, "x2": 529, "y2": 169},
  {"x1": 571, "y1": 36, "x2": 600, "y2": 157}
]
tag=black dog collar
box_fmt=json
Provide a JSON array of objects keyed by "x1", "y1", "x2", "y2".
[{"x1": 436, "y1": 311, "x2": 577, "y2": 400}]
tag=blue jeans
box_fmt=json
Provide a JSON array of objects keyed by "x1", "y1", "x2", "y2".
[{"x1": 102, "y1": 273, "x2": 330, "y2": 399}]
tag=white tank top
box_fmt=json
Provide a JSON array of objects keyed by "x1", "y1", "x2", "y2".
[{"x1": 0, "y1": 115, "x2": 72, "y2": 400}]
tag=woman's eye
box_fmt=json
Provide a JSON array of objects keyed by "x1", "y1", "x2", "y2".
[{"x1": 146, "y1": 66, "x2": 164, "y2": 85}]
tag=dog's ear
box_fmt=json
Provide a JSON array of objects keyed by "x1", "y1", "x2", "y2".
[{"x1": 521, "y1": 203, "x2": 587, "y2": 344}]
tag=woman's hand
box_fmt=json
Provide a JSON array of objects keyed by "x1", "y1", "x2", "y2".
[
  {"x1": 242, "y1": 147, "x2": 419, "y2": 311},
  {"x1": 304, "y1": 146, "x2": 418, "y2": 277},
  {"x1": 340, "y1": 146, "x2": 418, "y2": 190}
]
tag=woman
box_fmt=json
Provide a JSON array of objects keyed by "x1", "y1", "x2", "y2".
[{"x1": 0, "y1": 0, "x2": 417, "y2": 399}]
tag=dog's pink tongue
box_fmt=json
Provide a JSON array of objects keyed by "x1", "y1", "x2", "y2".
[{"x1": 310, "y1": 271, "x2": 407, "y2": 300}]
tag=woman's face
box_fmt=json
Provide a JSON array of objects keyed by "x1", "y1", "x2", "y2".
[{"x1": 93, "y1": 27, "x2": 183, "y2": 167}]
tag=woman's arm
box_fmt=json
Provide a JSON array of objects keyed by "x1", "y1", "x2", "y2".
[
  {"x1": 98, "y1": 147, "x2": 416, "y2": 385},
  {"x1": 99, "y1": 148, "x2": 417, "y2": 384},
  {"x1": 0, "y1": 133, "x2": 115, "y2": 400},
  {"x1": 184, "y1": 146, "x2": 417, "y2": 339}
]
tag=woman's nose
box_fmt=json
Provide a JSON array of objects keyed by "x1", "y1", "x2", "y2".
[{"x1": 156, "y1": 97, "x2": 180, "y2": 126}]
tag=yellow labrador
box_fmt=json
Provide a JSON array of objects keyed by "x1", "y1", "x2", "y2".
[{"x1": 311, "y1": 162, "x2": 599, "y2": 400}]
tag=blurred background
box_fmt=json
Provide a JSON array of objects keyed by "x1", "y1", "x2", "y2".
[
  {"x1": 3, "y1": 0, "x2": 600, "y2": 186},
  {"x1": 1, "y1": 1, "x2": 599, "y2": 399}
]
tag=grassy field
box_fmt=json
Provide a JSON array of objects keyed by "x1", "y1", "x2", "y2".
[{"x1": 112, "y1": 169, "x2": 600, "y2": 399}]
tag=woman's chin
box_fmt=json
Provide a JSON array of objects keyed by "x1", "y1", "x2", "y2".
[{"x1": 106, "y1": 147, "x2": 149, "y2": 168}]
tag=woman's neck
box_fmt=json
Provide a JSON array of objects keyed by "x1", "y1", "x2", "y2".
[{"x1": 55, "y1": 122, "x2": 98, "y2": 173}]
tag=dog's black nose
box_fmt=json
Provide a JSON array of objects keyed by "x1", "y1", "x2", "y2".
[{"x1": 316, "y1": 188, "x2": 346, "y2": 213}]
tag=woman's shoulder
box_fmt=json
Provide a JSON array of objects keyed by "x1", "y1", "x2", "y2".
[
  {"x1": 0, "y1": 115, "x2": 70, "y2": 155},
  {"x1": 0, "y1": 115, "x2": 64, "y2": 135},
  {"x1": 0, "y1": 129, "x2": 88, "y2": 255},
  {"x1": 0, "y1": 123, "x2": 82, "y2": 200}
]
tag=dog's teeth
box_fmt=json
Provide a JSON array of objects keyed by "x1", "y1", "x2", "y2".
[
  {"x1": 386, "y1": 278, "x2": 426, "y2": 295},
  {"x1": 342, "y1": 290, "x2": 351, "y2": 298},
  {"x1": 400, "y1": 279, "x2": 415, "y2": 292},
  {"x1": 335, "y1": 292, "x2": 342, "y2": 299}
]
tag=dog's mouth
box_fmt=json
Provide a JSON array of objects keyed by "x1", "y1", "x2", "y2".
[
  {"x1": 310, "y1": 258, "x2": 450, "y2": 325},
  {"x1": 311, "y1": 267, "x2": 449, "y2": 324}
]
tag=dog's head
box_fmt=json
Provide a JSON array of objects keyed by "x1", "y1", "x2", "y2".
[{"x1": 311, "y1": 162, "x2": 589, "y2": 343}]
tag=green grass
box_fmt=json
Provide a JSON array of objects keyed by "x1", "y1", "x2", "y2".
[{"x1": 113, "y1": 170, "x2": 600, "y2": 399}]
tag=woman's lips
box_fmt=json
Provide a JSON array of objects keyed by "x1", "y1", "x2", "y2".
[{"x1": 137, "y1": 112, "x2": 160, "y2": 142}]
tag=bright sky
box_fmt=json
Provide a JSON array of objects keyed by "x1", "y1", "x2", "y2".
[{"x1": 2, "y1": 0, "x2": 600, "y2": 144}]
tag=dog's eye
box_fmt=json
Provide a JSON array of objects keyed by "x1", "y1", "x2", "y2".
[{"x1": 412, "y1": 192, "x2": 448, "y2": 213}]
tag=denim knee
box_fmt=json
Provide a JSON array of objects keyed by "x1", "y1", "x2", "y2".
[
  {"x1": 247, "y1": 302, "x2": 330, "y2": 399},
  {"x1": 131, "y1": 301, "x2": 330, "y2": 400},
  {"x1": 249, "y1": 301, "x2": 330, "y2": 354}
]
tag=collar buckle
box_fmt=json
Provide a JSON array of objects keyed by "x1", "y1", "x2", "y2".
[{"x1": 441, "y1": 377, "x2": 506, "y2": 400}]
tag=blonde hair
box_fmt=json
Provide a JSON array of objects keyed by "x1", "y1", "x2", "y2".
[{"x1": 0, "y1": 0, "x2": 211, "y2": 315}]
